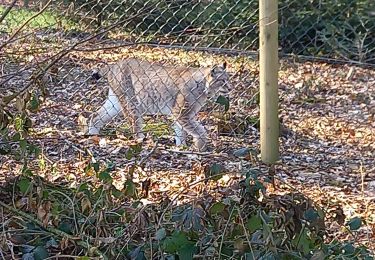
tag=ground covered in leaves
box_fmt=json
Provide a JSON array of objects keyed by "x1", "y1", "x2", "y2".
[{"x1": 0, "y1": 30, "x2": 374, "y2": 258}]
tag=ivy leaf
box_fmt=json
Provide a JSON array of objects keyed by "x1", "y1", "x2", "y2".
[
  {"x1": 178, "y1": 244, "x2": 196, "y2": 260},
  {"x1": 98, "y1": 170, "x2": 112, "y2": 183},
  {"x1": 209, "y1": 202, "x2": 225, "y2": 215},
  {"x1": 347, "y1": 217, "x2": 362, "y2": 231},
  {"x1": 125, "y1": 148, "x2": 133, "y2": 160},
  {"x1": 205, "y1": 163, "x2": 224, "y2": 181},
  {"x1": 18, "y1": 178, "x2": 32, "y2": 195},
  {"x1": 292, "y1": 229, "x2": 311, "y2": 255},
  {"x1": 33, "y1": 245, "x2": 49, "y2": 260},
  {"x1": 111, "y1": 186, "x2": 123, "y2": 198},
  {"x1": 155, "y1": 228, "x2": 167, "y2": 241},
  {"x1": 124, "y1": 179, "x2": 137, "y2": 198},
  {"x1": 127, "y1": 246, "x2": 145, "y2": 260},
  {"x1": 0, "y1": 145, "x2": 11, "y2": 155},
  {"x1": 246, "y1": 214, "x2": 262, "y2": 233},
  {"x1": 216, "y1": 95, "x2": 230, "y2": 112},
  {"x1": 304, "y1": 208, "x2": 319, "y2": 222},
  {"x1": 163, "y1": 231, "x2": 193, "y2": 254},
  {"x1": 342, "y1": 243, "x2": 355, "y2": 254},
  {"x1": 22, "y1": 252, "x2": 34, "y2": 260},
  {"x1": 12, "y1": 132, "x2": 21, "y2": 141},
  {"x1": 28, "y1": 94, "x2": 40, "y2": 112}
]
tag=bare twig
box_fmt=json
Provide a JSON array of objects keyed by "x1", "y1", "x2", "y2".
[
  {"x1": 238, "y1": 206, "x2": 255, "y2": 259},
  {"x1": 138, "y1": 140, "x2": 159, "y2": 166},
  {"x1": 44, "y1": 255, "x2": 101, "y2": 260},
  {"x1": 218, "y1": 206, "x2": 235, "y2": 260}
]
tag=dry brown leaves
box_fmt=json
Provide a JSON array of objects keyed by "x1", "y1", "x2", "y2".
[{"x1": 1, "y1": 34, "x2": 374, "y2": 250}]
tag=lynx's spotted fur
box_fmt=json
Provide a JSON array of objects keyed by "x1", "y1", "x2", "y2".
[{"x1": 88, "y1": 58, "x2": 231, "y2": 151}]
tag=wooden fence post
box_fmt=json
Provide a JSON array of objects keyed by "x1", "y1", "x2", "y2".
[{"x1": 259, "y1": 0, "x2": 279, "y2": 163}]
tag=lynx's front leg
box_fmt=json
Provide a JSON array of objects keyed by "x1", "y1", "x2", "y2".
[
  {"x1": 88, "y1": 88, "x2": 121, "y2": 134},
  {"x1": 177, "y1": 116, "x2": 208, "y2": 151},
  {"x1": 112, "y1": 74, "x2": 145, "y2": 140}
]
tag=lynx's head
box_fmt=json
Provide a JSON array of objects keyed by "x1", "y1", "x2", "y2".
[{"x1": 207, "y1": 62, "x2": 232, "y2": 108}]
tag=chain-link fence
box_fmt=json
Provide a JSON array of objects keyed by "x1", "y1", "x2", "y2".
[
  {"x1": 1, "y1": 0, "x2": 374, "y2": 156},
  {"x1": 2, "y1": 2, "x2": 375, "y2": 258}
]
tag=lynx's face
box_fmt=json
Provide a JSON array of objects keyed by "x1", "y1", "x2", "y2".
[{"x1": 207, "y1": 62, "x2": 232, "y2": 100}]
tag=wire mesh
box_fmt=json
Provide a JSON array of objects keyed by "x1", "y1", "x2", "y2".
[{"x1": 0, "y1": 0, "x2": 374, "y2": 154}]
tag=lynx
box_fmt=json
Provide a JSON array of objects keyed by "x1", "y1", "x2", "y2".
[{"x1": 88, "y1": 58, "x2": 231, "y2": 151}]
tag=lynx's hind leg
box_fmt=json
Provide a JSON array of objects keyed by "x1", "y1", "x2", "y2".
[
  {"x1": 172, "y1": 121, "x2": 187, "y2": 146},
  {"x1": 88, "y1": 88, "x2": 121, "y2": 134}
]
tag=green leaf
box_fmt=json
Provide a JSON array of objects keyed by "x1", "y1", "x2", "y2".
[
  {"x1": 92, "y1": 162, "x2": 100, "y2": 172},
  {"x1": 216, "y1": 95, "x2": 230, "y2": 112},
  {"x1": 304, "y1": 208, "x2": 319, "y2": 222},
  {"x1": 78, "y1": 183, "x2": 89, "y2": 192},
  {"x1": 98, "y1": 170, "x2": 112, "y2": 183},
  {"x1": 28, "y1": 94, "x2": 40, "y2": 112},
  {"x1": 209, "y1": 202, "x2": 225, "y2": 215},
  {"x1": 246, "y1": 214, "x2": 262, "y2": 233},
  {"x1": 233, "y1": 147, "x2": 251, "y2": 158},
  {"x1": 130, "y1": 143, "x2": 143, "y2": 154},
  {"x1": 128, "y1": 246, "x2": 146, "y2": 260},
  {"x1": 18, "y1": 178, "x2": 32, "y2": 195},
  {"x1": 58, "y1": 220, "x2": 73, "y2": 234},
  {"x1": 163, "y1": 231, "x2": 191, "y2": 254},
  {"x1": 178, "y1": 244, "x2": 196, "y2": 260},
  {"x1": 124, "y1": 179, "x2": 137, "y2": 198},
  {"x1": 342, "y1": 243, "x2": 355, "y2": 254},
  {"x1": 125, "y1": 148, "x2": 134, "y2": 160},
  {"x1": 22, "y1": 165, "x2": 33, "y2": 176},
  {"x1": 347, "y1": 217, "x2": 362, "y2": 231},
  {"x1": 12, "y1": 132, "x2": 21, "y2": 141},
  {"x1": 19, "y1": 139, "x2": 28, "y2": 152},
  {"x1": 292, "y1": 229, "x2": 311, "y2": 255},
  {"x1": 111, "y1": 186, "x2": 123, "y2": 198},
  {"x1": 14, "y1": 116, "x2": 24, "y2": 131},
  {"x1": 205, "y1": 163, "x2": 224, "y2": 181},
  {"x1": 33, "y1": 245, "x2": 49, "y2": 260},
  {"x1": 311, "y1": 250, "x2": 325, "y2": 260},
  {"x1": 155, "y1": 228, "x2": 167, "y2": 241}
]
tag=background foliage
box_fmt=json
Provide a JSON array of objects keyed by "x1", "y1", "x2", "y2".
[{"x1": 52, "y1": 0, "x2": 375, "y2": 62}]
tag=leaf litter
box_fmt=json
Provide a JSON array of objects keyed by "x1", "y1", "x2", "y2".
[{"x1": 0, "y1": 34, "x2": 374, "y2": 257}]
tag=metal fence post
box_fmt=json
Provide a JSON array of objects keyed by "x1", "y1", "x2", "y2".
[{"x1": 259, "y1": 0, "x2": 279, "y2": 163}]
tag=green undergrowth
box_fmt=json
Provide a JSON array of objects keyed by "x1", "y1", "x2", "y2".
[
  {"x1": 0, "y1": 5, "x2": 77, "y2": 33},
  {"x1": 117, "y1": 121, "x2": 170, "y2": 138},
  {"x1": 0, "y1": 88, "x2": 373, "y2": 258},
  {"x1": 0, "y1": 156, "x2": 373, "y2": 259}
]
